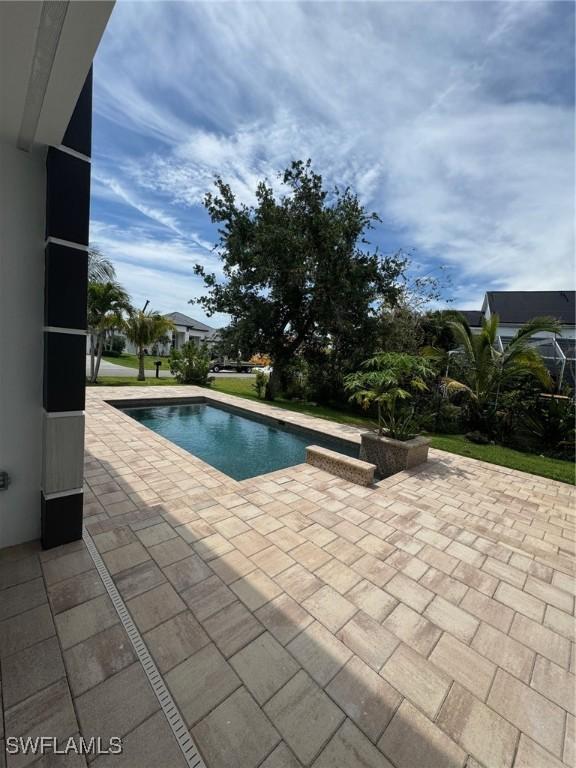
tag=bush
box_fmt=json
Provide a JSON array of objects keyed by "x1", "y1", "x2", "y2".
[
  {"x1": 169, "y1": 342, "x2": 212, "y2": 385},
  {"x1": 420, "y1": 399, "x2": 464, "y2": 434},
  {"x1": 253, "y1": 369, "x2": 269, "y2": 399},
  {"x1": 105, "y1": 335, "x2": 126, "y2": 357},
  {"x1": 514, "y1": 396, "x2": 575, "y2": 460},
  {"x1": 283, "y1": 358, "x2": 311, "y2": 400}
]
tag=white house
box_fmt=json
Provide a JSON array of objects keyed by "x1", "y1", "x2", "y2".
[{"x1": 124, "y1": 311, "x2": 220, "y2": 355}]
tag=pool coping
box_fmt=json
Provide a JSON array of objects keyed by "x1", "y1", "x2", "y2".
[
  {"x1": 106, "y1": 394, "x2": 363, "y2": 445},
  {"x1": 106, "y1": 393, "x2": 367, "y2": 485}
]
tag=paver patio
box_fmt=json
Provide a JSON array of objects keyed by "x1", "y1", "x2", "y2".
[{"x1": 0, "y1": 385, "x2": 574, "y2": 767}]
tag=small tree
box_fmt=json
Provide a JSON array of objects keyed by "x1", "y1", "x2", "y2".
[
  {"x1": 193, "y1": 160, "x2": 404, "y2": 400},
  {"x1": 87, "y1": 281, "x2": 130, "y2": 383},
  {"x1": 124, "y1": 310, "x2": 175, "y2": 381},
  {"x1": 344, "y1": 352, "x2": 434, "y2": 440},
  {"x1": 169, "y1": 341, "x2": 211, "y2": 385},
  {"x1": 443, "y1": 314, "x2": 560, "y2": 431}
]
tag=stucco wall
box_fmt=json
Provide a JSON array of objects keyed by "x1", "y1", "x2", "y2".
[{"x1": 0, "y1": 143, "x2": 46, "y2": 546}]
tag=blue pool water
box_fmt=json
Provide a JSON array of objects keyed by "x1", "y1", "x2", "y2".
[{"x1": 122, "y1": 403, "x2": 359, "y2": 481}]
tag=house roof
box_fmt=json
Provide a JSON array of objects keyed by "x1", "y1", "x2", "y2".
[
  {"x1": 486, "y1": 291, "x2": 575, "y2": 325},
  {"x1": 164, "y1": 312, "x2": 213, "y2": 332},
  {"x1": 455, "y1": 309, "x2": 483, "y2": 327}
]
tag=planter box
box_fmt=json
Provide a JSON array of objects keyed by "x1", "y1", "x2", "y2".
[{"x1": 359, "y1": 431, "x2": 430, "y2": 478}]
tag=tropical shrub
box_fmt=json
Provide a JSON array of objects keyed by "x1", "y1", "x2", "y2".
[
  {"x1": 253, "y1": 369, "x2": 269, "y2": 399},
  {"x1": 105, "y1": 335, "x2": 126, "y2": 357},
  {"x1": 442, "y1": 314, "x2": 561, "y2": 433},
  {"x1": 169, "y1": 341, "x2": 212, "y2": 385},
  {"x1": 515, "y1": 396, "x2": 575, "y2": 460},
  {"x1": 344, "y1": 352, "x2": 434, "y2": 440},
  {"x1": 420, "y1": 400, "x2": 464, "y2": 434}
]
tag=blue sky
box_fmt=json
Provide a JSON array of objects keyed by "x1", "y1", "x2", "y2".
[{"x1": 91, "y1": 1, "x2": 575, "y2": 327}]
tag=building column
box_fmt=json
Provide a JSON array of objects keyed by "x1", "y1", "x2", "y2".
[{"x1": 41, "y1": 69, "x2": 92, "y2": 549}]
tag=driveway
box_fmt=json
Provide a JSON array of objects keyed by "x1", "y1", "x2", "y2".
[{"x1": 86, "y1": 356, "x2": 255, "y2": 379}]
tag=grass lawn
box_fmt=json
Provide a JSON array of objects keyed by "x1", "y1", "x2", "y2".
[
  {"x1": 428, "y1": 434, "x2": 574, "y2": 485},
  {"x1": 102, "y1": 353, "x2": 171, "y2": 371},
  {"x1": 87, "y1": 375, "x2": 575, "y2": 484},
  {"x1": 88, "y1": 376, "x2": 178, "y2": 386}
]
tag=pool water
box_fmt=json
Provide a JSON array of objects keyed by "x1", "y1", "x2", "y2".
[{"x1": 122, "y1": 403, "x2": 359, "y2": 481}]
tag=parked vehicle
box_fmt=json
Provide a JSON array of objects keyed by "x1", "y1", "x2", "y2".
[{"x1": 209, "y1": 359, "x2": 257, "y2": 373}]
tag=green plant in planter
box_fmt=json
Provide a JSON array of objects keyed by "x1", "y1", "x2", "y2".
[
  {"x1": 344, "y1": 352, "x2": 434, "y2": 440},
  {"x1": 169, "y1": 341, "x2": 212, "y2": 385}
]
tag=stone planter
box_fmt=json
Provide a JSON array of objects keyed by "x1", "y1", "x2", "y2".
[{"x1": 359, "y1": 431, "x2": 430, "y2": 478}]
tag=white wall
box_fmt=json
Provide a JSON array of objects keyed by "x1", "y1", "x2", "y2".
[
  {"x1": 0, "y1": 143, "x2": 45, "y2": 547},
  {"x1": 124, "y1": 326, "x2": 208, "y2": 356}
]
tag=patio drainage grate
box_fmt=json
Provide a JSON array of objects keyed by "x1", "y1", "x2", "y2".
[{"x1": 83, "y1": 528, "x2": 207, "y2": 768}]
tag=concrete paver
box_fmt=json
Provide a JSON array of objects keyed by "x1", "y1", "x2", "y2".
[{"x1": 1, "y1": 384, "x2": 574, "y2": 768}]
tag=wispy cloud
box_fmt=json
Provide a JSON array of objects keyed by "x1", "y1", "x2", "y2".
[
  {"x1": 89, "y1": 218, "x2": 226, "y2": 322},
  {"x1": 92, "y1": 0, "x2": 575, "y2": 314}
]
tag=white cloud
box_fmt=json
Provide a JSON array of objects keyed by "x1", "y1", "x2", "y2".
[
  {"x1": 89, "y1": 219, "x2": 226, "y2": 323},
  {"x1": 93, "y1": 0, "x2": 575, "y2": 309}
]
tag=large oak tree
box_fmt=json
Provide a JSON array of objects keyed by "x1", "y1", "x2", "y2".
[{"x1": 193, "y1": 160, "x2": 404, "y2": 399}]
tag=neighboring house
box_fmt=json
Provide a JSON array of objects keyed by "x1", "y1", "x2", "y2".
[
  {"x1": 482, "y1": 290, "x2": 575, "y2": 339},
  {"x1": 455, "y1": 309, "x2": 483, "y2": 329},
  {"x1": 123, "y1": 312, "x2": 220, "y2": 355},
  {"x1": 455, "y1": 291, "x2": 576, "y2": 390}
]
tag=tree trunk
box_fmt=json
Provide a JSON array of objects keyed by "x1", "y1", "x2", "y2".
[
  {"x1": 89, "y1": 334, "x2": 96, "y2": 381},
  {"x1": 93, "y1": 335, "x2": 104, "y2": 382},
  {"x1": 138, "y1": 348, "x2": 145, "y2": 381}
]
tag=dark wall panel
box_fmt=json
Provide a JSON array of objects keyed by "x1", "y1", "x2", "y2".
[
  {"x1": 45, "y1": 243, "x2": 88, "y2": 329},
  {"x1": 41, "y1": 492, "x2": 83, "y2": 549},
  {"x1": 42, "y1": 69, "x2": 92, "y2": 548},
  {"x1": 46, "y1": 149, "x2": 90, "y2": 245},
  {"x1": 43, "y1": 332, "x2": 86, "y2": 413}
]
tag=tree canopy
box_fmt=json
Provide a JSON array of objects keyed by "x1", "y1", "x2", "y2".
[{"x1": 193, "y1": 160, "x2": 405, "y2": 398}]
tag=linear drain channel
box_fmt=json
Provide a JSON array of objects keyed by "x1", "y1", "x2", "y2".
[{"x1": 83, "y1": 528, "x2": 207, "y2": 768}]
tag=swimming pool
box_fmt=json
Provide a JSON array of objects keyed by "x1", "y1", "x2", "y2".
[{"x1": 121, "y1": 402, "x2": 359, "y2": 481}]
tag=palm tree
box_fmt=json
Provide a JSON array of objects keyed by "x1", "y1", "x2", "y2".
[
  {"x1": 87, "y1": 281, "x2": 130, "y2": 383},
  {"x1": 443, "y1": 313, "x2": 561, "y2": 429},
  {"x1": 344, "y1": 352, "x2": 434, "y2": 439},
  {"x1": 124, "y1": 310, "x2": 175, "y2": 381},
  {"x1": 88, "y1": 246, "x2": 115, "y2": 283}
]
